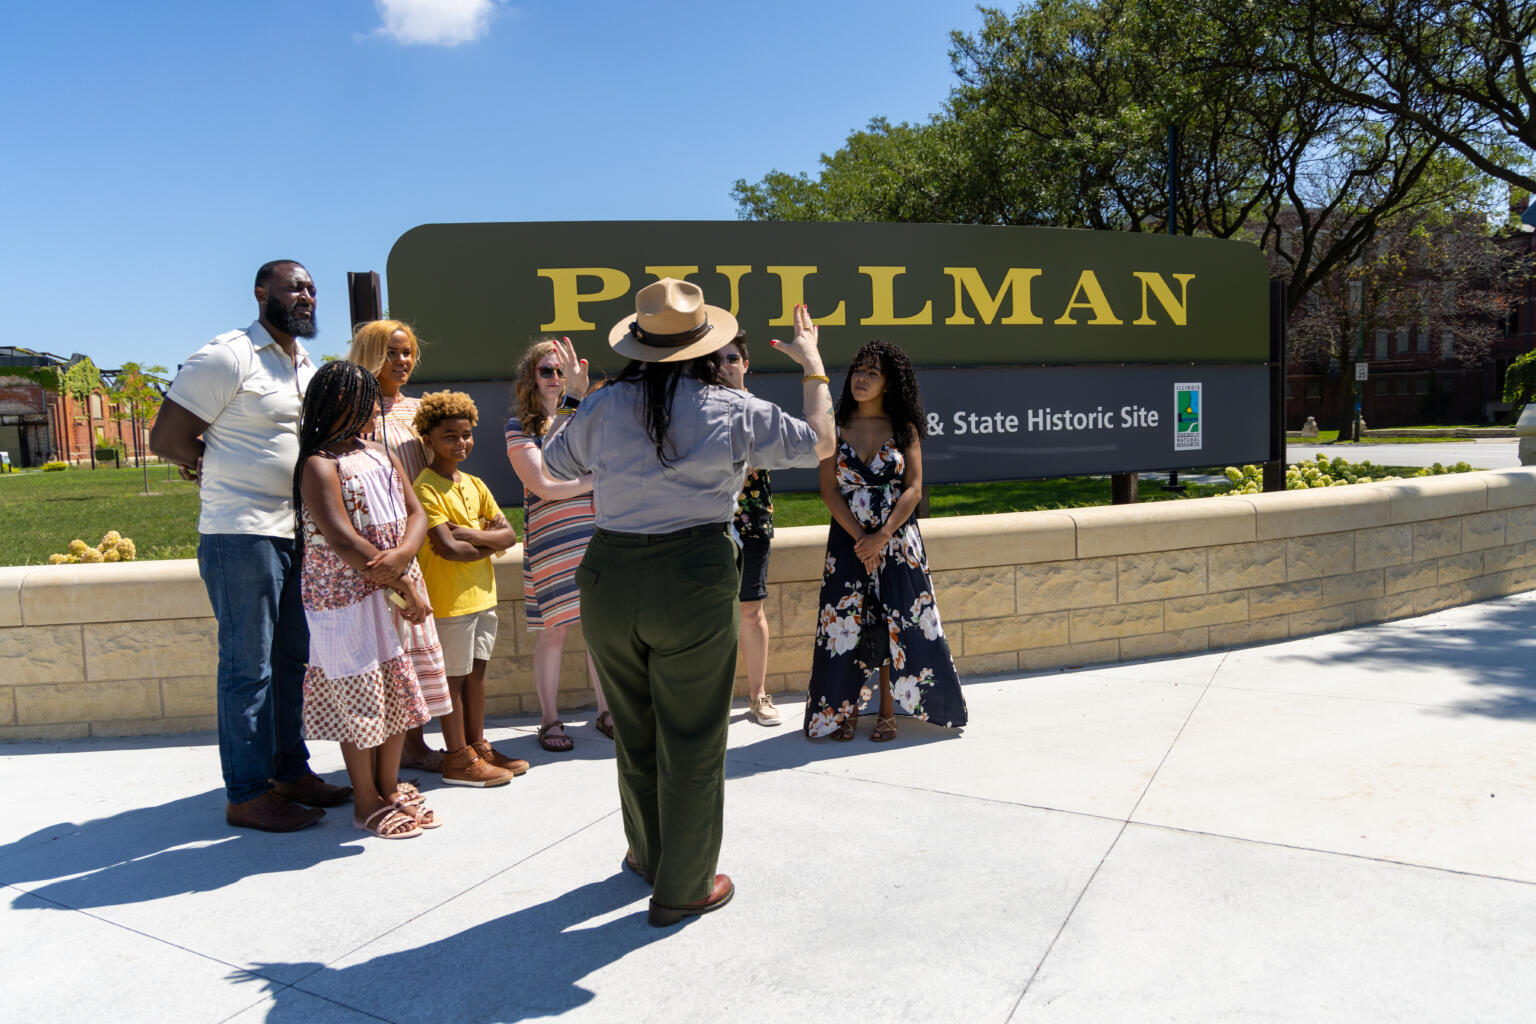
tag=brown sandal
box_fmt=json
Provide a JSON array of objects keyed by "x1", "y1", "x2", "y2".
[
  {"x1": 400, "y1": 747, "x2": 445, "y2": 773},
  {"x1": 538, "y1": 720, "x2": 574, "y2": 752},
  {"x1": 870, "y1": 715, "x2": 898, "y2": 742},
  {"x1": 831, "y1": 716, "x2": 856, "y2": 742},
  {"x1": 354, "y1": 805, "x2": 422, "y2": 840},
  {"x1": 392, "y1": 782, "x2": 441, "y2": 829},
  {"x1": 595, "y1": 710, "x2": 615, "y2": 740}
]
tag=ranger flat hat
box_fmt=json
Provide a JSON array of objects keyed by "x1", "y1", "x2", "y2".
[{"x1": 607, "y1": 278, "x2": 739, "y2": 363}]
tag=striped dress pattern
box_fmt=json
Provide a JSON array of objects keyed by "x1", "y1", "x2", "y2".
[
  {"x1": 362, "y1": 393, "x2": 428, "y2": 488},
  {"x1": 300, "y1": 446, "x2": 444, "y2": 747},
  {"x1": 505, "y1": 415, "x2": 595, "y2": 631}
]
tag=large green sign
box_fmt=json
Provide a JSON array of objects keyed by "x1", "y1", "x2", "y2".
[{"x1": 387, "y1": 221, "x2": 1269, "y2": 383}]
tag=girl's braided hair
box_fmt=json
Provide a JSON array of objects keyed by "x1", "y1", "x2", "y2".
[
  {"x1": 292, "y1": 360, "x2": 381, "y2": 539},
  {"x1": 835, "y1": 339, "x2": 926, "y2": 448}
]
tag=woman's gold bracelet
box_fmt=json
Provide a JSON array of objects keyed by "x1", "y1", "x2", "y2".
[{"x1": 802, "y1": 374, "x2": 830, "y2": 385}]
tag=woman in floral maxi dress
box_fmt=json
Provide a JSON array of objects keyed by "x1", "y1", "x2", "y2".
[{"x1": 804, "y1": 341, "x2": 967, "y2": 742}]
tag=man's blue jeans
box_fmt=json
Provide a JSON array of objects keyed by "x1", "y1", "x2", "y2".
[{"x1": 198, "y1": 533, "x2": 311, "y2": 803}]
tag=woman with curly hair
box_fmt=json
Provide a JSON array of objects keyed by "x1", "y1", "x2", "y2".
[
  {"x1": 804, "y1": 340, "x2": 966, "y2": 742},
  {"x1": 505, "y1": 339, "x2": 611, "y2": 752}
]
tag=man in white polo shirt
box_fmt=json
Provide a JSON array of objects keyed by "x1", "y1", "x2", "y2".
[{"x1": 151, "y1": 260, "x2": 351, "y2": 832}]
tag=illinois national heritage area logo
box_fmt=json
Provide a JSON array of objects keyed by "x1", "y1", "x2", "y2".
[{"x1": 1173, "y1": 383, "x2": 1202, "y2": 451}]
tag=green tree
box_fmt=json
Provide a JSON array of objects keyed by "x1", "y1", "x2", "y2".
[
  {"x1": 57, "y1": 357, "x2": 103, "y2": 467},
  {"x1": 733, "y1": 0, "x2": 1498, "y2": 319},
  {"x1": 107, "y1": 362, "x2": 168, "y2": 469},
  {"x1": 1238, "y1": 1, "x2": 1536, "y2": 194},
  {"x1": 1288, "y1": 211, "x2": 1525, "y2": 429}
]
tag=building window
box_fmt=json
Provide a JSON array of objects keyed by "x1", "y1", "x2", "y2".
[
  {"x1": 1375, "y1": 329, "x2": 1389, "y2": 360},
  {"x1": 1375, "y1": 380, "x2": 1389, "y2": 396},
  {"x1": 1396, "y1": 326, "x2": 1410, "y2": 354},
  {"x1": 1285, "y1": 382, "x2": 1293, "y2": 399},
  {"x1": 1415, "y1": 377, "x2": 1429, "y2": 395},
  {"x1": 1305, "y1": 382, "x2": 1321, "y2": 400},
  {"x1": 89, "y1": 394, "x2": 102, "y2": 419},
  {"x1": 1417, "y1": 325, "x2": 1429, "y2": 354},
  {"x1": 1440, "y1": 329, "x2": 1454, "y2": 358},
  {"x1": 1395, "y1": 379, "x2": 1410, "y2": 395}
]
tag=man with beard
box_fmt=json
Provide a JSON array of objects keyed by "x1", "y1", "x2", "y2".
[{"x1": 151, "y1": 260, "x2": 351, "y2": 831}]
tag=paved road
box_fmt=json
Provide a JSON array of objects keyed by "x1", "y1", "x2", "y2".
[
  {"x1": 1286, "y1": 438, "x2": 1519, "y2": 470},
  {"x1": 6, "y1": 593, "x2": 1536, "y2": 1022}
]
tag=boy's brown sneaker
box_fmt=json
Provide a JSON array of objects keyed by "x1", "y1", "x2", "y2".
[
  {"x1": 471, "y1": 738, "x2": 529, "y2": 776},
  {"x1": 442, "y1": 745, "x2": 514, "y2": 788}
]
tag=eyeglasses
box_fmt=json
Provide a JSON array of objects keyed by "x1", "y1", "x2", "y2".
[
  {"x1": 537, "y1": 366, "x2": 564, "y2": 380},
  {"x1": 723, "y1": 353, "x2": 744, "y2": 364}
]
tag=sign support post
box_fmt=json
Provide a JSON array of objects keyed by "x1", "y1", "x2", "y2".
[
  {"x1": 348, "y1": 271, "x2": 383, "y2": 333},
  {"x1": 1263, "y1": 278, "x2": 1288, "y2": 492}
]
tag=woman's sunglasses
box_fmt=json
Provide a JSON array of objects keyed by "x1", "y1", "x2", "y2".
[{"x1": 537, "y1": 366, "x2": 565, "y2": 380}]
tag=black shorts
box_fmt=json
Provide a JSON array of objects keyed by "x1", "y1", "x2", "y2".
[{"x1": 738, "y1": 535, "x2": 771, "y2": 603}]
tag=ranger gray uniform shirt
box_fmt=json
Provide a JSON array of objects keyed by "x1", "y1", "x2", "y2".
[{"x1": 542, "y1": 376, "x2": 819, "y2": 533}]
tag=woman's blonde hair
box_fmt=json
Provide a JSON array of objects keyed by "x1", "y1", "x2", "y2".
[
  {"x1": 347, "y1": 319, "x2": 421, "y2": 378},
  {"x1": 513, "y1": 339, "x2": 560, "y2": 438}
]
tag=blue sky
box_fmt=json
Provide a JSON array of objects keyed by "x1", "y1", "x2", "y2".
[{"x1": 1, "y1": 0, "x2": 988, "y2": 374}]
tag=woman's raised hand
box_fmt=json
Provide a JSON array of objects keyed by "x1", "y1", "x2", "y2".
[
  {"x1": 553, "y1": 336, "x2": 589, "y2": 398},
  {"x1": 769, "y1": 305, "x2": 823, "y2": 370}
]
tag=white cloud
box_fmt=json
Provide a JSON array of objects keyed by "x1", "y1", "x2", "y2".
[{"x1": 374, "y1": 0, "x2": 500, "y2": 47}]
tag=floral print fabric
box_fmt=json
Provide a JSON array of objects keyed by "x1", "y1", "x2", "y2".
[
  {"x1": 300, "y1": 446, "x2": 435, "y2": 748},
  {"x1": 733, "y1": 469, "x2": 774, "y2": 540},
  {"x1": 803, "y1": 439, "x2": 967, "y2": 737}
]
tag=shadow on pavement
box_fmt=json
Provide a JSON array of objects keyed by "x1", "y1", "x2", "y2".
[
  {"x1": 0, "y1": 784, "x2": 363, "y2": 909},
  {"x1": 1250, "y1": 596, "x2": 1536, "y2": 720},
  {"x1": 238, "y1": 872, "x2": 668, "y2": 1023}
]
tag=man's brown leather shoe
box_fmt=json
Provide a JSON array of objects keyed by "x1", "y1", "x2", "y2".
[
  {"x1": 270, "y1": 771, "x2": 353, "y2": 808},
  {"x1": 226, "y1": 792, "x2": 324, "y2": 832},
  {"x1": 648, "y1": 873, "x2": 733, "y2": 927}
]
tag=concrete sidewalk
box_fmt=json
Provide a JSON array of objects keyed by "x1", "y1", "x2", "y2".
[{"x1": 6, "y1": 593, "x2": 1536, "y2": 1023}]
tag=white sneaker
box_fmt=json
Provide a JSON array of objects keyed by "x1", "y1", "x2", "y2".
[{"x1": 749, "y1": 693, "x2": 782, "y2": 726}]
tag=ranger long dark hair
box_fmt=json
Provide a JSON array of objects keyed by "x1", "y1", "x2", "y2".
[
  {"x1": 614, "y1": 353, "x2": 727, "y2": 467},
  {"x1": 292, "y1": 360, "x2": 381, "y2": 538},
  {"x1": 835, "y1": 339, "x2": 926, "y2": 448}
]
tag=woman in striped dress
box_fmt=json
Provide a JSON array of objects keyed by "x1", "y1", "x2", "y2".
[
  {"x1": 349, "y1": 319, "x2": 451, "y2": 771},
  {"x1": 505, "y1": 339, "x2": 611, "y2": 751}
]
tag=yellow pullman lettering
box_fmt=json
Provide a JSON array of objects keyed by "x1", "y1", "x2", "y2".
[
  {"x1": 1053, "y1": 270, "x2": 1124, "y2": 326},
  {"x1": 714, "y1": 265, "x2": 751, "y2": 316},
  {"x1": 943, "y1": 267, "x2": 1044, "y2": 325},
  {"x1": 859, "y1": 266, "x2": 933, "y2": 325},
  {"x1": 644, "y1": 266, "x2": 699, "y2": 282},
  {"x1": 537, "y1": 268, "x2": 631, "y2": 331},
  {"x1": 1132, "y1": 272, "x2": 1196, "y2": 325},
  {"x1": 766, "y1": 266, "x2": 847, "y2": 326}
]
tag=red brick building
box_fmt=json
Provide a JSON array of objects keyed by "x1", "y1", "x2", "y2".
[{"x1": 0, "y1": 349, "x2": 156, "y2": 468}]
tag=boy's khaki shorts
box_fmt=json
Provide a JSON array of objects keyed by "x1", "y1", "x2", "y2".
[{"x1": 435, "y1": 608, "x2": 497, "y2": 678}]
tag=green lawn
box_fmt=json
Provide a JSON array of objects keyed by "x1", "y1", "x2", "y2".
[
  {"x1": 0, "y1": 461, "x2": 1432, "y2": 565},
  {"x1": 0, "y1": 465, "x2": 206, "y2": 565}
]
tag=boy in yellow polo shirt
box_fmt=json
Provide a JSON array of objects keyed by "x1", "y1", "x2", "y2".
[{"x1": 412, "y1": 391, "x2": 527, "y2": 787}]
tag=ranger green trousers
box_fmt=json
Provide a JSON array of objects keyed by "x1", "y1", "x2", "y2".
[{"x1": 576, "y1": 528, "x2": 740, "y2": 907}]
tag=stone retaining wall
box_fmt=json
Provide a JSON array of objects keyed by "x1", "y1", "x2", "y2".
[{"x1": 5, "y1": 468, "x2": 1535, "y2": 740}]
